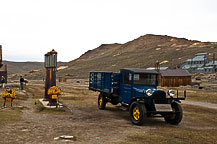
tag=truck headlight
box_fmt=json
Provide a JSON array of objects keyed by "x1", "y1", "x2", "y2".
[
  {"x1": 168, "y1": 90, "x2": 175, "y2": 97},
  {"x1": 146, "y1": 89, "x2": 152, "y2": 96}
]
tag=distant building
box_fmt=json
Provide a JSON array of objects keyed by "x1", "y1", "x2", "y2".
[
  {"x1": 181, "y1": 53, "x2": 217, "y2": 73},
  {"x1": 0, "y1": 45, "x2": 7, "y2": 83},
  {"x1": 158, "y1": 69, "x2": 191, "y2": 87}
]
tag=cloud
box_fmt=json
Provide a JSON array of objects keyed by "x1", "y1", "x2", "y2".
[{"x1": 0, "y1": 0, "x2": 217, "y2": 62}]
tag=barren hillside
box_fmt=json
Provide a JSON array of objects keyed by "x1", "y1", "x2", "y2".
[
  {"x1": 57, "y1": 34, "x2": 217, "y2": 79},
  {"x1": 3, "y1": 61, "x2": 44, "y2": 75},
  {"x1": 9, "y1": 34, "x2": 217, "y2": 80},
  {"x1": 5, "y1": 61, "x2": 66, "y2": 80}
]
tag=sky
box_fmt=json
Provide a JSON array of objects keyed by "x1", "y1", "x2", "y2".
[{"x1": 0, "y1": 0, "x2": 217, "y2": 62}]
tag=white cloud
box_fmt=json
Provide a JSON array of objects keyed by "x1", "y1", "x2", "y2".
[{"x1": 0, "y1": 0, "x2": 217, "y2": 62}]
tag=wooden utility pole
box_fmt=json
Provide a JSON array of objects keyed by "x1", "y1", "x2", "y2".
[{"x1": 44, "y1": 49, "x2": 57, "y2": 106}]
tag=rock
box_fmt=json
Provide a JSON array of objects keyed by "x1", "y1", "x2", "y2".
[
  {"x1": 21, "y1": 129, "x2": 29, "y2": 132},
  {"x1": 54, "y1": 135, "x2": 76, "y2": 141},
  {"x1": 54, "y1": 137, "x2": 59, "y2": 140}
]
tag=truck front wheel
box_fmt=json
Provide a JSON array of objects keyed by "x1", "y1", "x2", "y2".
[
  {"x1": 129, "y1": 101, "x2": 147, "y2": 125},
  {"x1": 98, "y1": 93, "x2": 107, "y2": 110},
  {"x1": 164, "y1": 102, "x2": 183, "y2": 125}
]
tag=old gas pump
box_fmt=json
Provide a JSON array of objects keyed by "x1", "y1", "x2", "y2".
[
  {"x1": 2, "y1": 88, "x2": 16, "y2": 109},
  {"x1": 44, "y1": 49, "x2": 59, "y2": 106}
]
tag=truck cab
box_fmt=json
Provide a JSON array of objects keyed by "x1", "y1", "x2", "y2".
[{"x1": 120, "y1": 68, "x2": 159, "y2": 104}]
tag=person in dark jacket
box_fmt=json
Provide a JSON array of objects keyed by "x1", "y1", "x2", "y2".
[
  {"x1": 1, "y1": 76, "x2": 6, "y2": 89},
  {"x1": 20, "y1": 76, "x2": 24, "y2": 90}
]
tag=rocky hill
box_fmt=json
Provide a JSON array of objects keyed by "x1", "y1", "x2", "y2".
[
  {"x1": 8, "y1": 34, "x2": 217, "y2": 80},
  {"x1": 4, "y1": 61, "x2": 66, "y2": 80},
  {"x1": 3, "y1": 61, "x2": 44, "y2": 75},
  {"x1": 57, "y1": 34, "x2": 217, "y2": 79}
]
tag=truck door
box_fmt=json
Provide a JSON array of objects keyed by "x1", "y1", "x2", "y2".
[{"x1": 120, "y1": 72, "x2": 132, "y2": 104}]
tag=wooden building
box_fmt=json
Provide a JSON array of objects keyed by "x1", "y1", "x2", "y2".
[
  {"x1": 159, "y1": 69, "x2": 191, "y2": 87},
  {"x1": 0, "y1": 45, "x2": 7, "y2": 83}
]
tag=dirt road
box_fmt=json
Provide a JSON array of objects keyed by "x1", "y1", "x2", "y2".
[
  {"x1": 1, "y1": 85, "x2": 217, "y2": 144},
  {"x1": 0, "y1": 90, "x2": 152, "y2": 144},
  {"x1": 182, "y1": 100, "x2": 217, "y2": 110}
]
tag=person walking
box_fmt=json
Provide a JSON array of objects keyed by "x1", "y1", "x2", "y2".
[
  {"x1": 1, "y1": 76, "x2": 6, "y2": 89},
  {"x1": 20, "y1": 76, "x2": 24, "y2": 90}
]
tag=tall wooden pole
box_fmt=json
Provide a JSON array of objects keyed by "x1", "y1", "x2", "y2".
[{"x1": 44, "y1": 50, "x2": 57, "y2": 102}]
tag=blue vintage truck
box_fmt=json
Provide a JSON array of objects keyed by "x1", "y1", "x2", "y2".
[{"x1": 89, "y1": 68, "x2": 186, "y2": 125}]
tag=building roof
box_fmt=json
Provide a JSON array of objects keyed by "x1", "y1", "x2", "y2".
[
  {"x1": 182, "y1": 65, "x2": 191, "y2": 69},
  {"x1": 186, "y1": 53, "x2": 208, "y2": 62},
  {"x1": 121, "y1": 68, "x2": 158, "y2": 74},
  {"x1": 160, "y1": 69, "x2": 191, "y2": 77},
  {"x1": 204, "y1": 66, "x2": 214, "y2": 69},
  {"x1": 146, "y1": 67, "x2": 168, "y2": 70},
  {"x1": 192, "y1": 55, "x2": 207, "y2": 61},
  {"x1": 197, "y1": 68, "x2": 204, "y2": 70},
  {"x1": 186, "y1": 59, "x2": 192, "y2": 62},
  {"x1": 195, "y1": 53, "x2": 208, "y2": 56},
  {"x1": 206, "y1": 61, "x2": 217, "y2": 66},
  {"x1": 182, "y1": 64, "x2": 204, "y2": 69}
]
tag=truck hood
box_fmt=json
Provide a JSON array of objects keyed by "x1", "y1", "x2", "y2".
[{"x1": 133, "y1": 86, "x2": 166, "y2": 98}]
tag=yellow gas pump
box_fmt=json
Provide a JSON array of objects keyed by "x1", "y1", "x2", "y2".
[
  {"x1": 48, "y1": 86, "x2": 61, "y2": 99},
  {"x1": 2, "y1": 88, "x2": 16, "y2": 108}
]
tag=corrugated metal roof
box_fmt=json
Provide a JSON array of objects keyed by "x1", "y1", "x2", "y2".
[
  {"x1": 195, "y1": 53, "x2": 208, "y2": 56},
  {"x1": 204, "y1": 66, "x2": 214, "y2": 69},
  {"x1": 206, "y1": 61, "x2": 217, "y2": 66},
  {"x1": 192, "y1": 55, "x2": 206, "y2": 61},
  {"x1": 121, "y1": 68, "x2": 158, "y2": 74},
  {"x1": 146, "y1": 67, "x2": 168, "y2": 70},
  {"x1": 197, "y1": 68, "x2": 204, "y2": 70},
  {"x1": 182, "y1": 65, "x2": 191, "y2": 69},
  {"x1": 160, "y1": 69, "x2": 191, "y2": 77},
  {"x1": 182, "y1": 64, "x2": 204, "y2": 68}
]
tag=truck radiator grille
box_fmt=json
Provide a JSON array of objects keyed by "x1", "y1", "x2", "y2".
[{"x1": 152, "y1": 91, "x2": 166, "y2": 99}]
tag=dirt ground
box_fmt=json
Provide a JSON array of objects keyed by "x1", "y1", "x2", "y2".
[{"x1": 0, "y1": 82, "x2": 217, "y2": 144}]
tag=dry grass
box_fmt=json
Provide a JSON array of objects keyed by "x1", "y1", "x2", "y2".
[
  {"x1": 26, "y1": 84, "x2": 44, "y2": 99},
  {"x1": 0, "y1": 87, "x2": 28, "y2": 126},
  {"x1": 59, "y1": 84, "x2": 217, "y2": 143},
  {"x1": 35, "y1": 105, "x2": 67, "y2": 115},
  {"x1": 118, "y1": 104, "x2": 217, "y2": 144},
  {"x1": 2, "y1": 83, "x2": 217, "y2": 143},
  {"x1": 0, "y1": 108, "x2": 22, "y2": 125},
  {"x1": 60, "y1": 87, "x2": 98, "y2": 107}
]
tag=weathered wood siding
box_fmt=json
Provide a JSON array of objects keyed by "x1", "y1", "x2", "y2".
[{"x1": 160, "y1": 76, "x2": 191, "y2": 87}]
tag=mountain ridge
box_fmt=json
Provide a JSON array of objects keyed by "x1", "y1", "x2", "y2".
[
  {"x1": 7, "y1": 34, "x2": 217, "y2": 80},
  {"x1": 58, "y1": 34, "x2": 217, "y2": 78}
]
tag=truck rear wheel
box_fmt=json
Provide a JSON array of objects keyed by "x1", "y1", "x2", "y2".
[
  {"x1": 164, "y1": 102, "x2": 183, "y2": 125},
  {"x1": 98, "y1": 93, "x2": 107, "y2": 110},
  {"x1": 129, "y1": 101, "x2": 147, "y2": 125}
]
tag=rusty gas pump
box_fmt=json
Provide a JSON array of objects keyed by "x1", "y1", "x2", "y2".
[
  {"x1": 2, "y1": 88, "x2": 16, "y2": 109},
  {"x1": 44, "y1": 49, "x2": 59, "y2": 106}
]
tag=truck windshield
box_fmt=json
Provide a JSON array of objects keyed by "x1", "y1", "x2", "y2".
[{"x1": 134, "y1": 73, "x2": 157, "y2": 85}]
